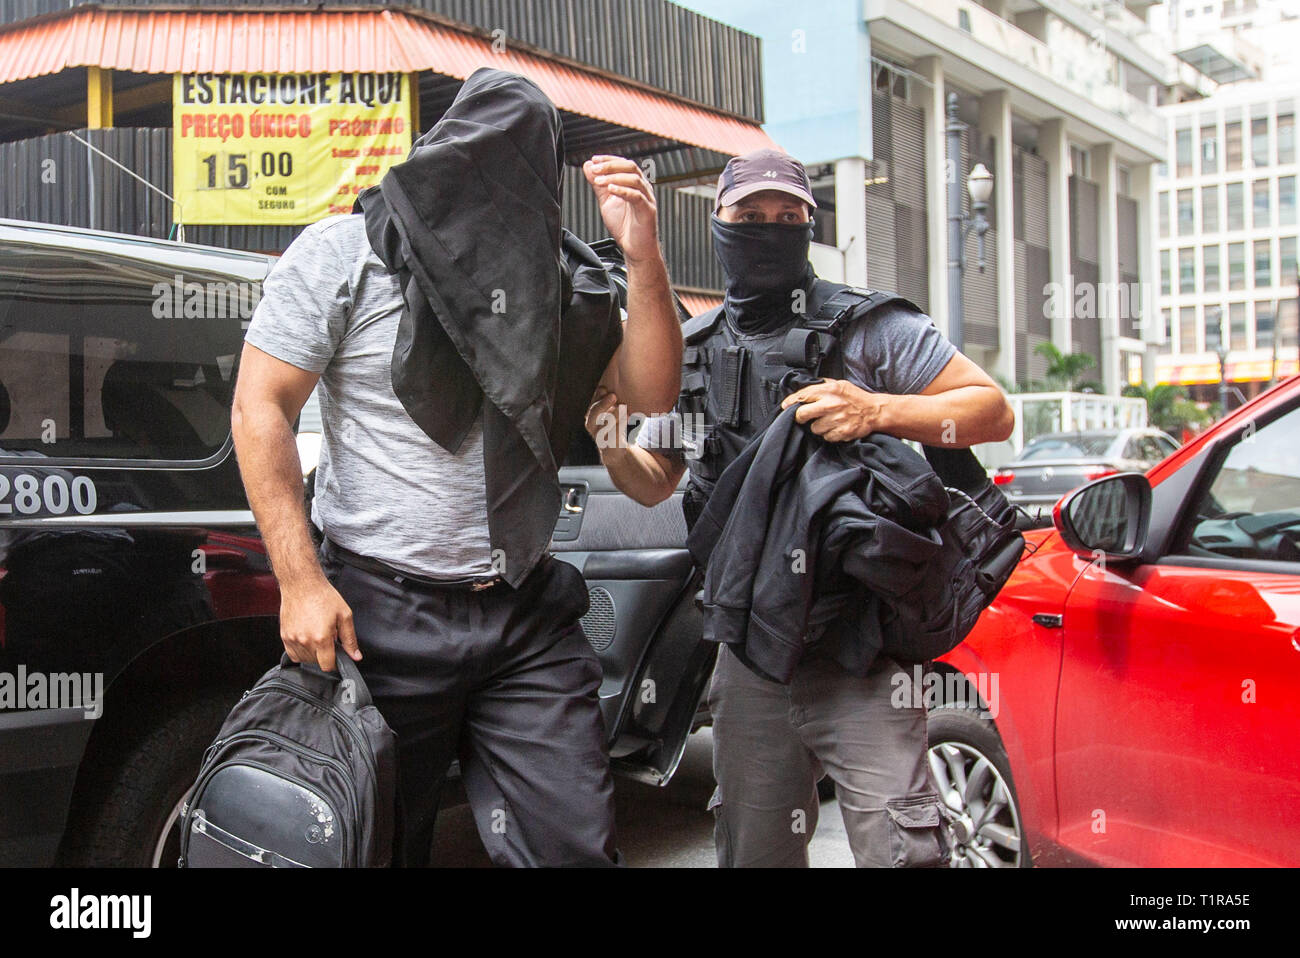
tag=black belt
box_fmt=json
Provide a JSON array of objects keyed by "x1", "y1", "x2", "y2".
[{"x1": 320, "y1": 535, "x2": 504, "y2": 593}]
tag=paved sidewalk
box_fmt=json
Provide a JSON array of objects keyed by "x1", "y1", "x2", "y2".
[{"x1": 430, "y1": 728, "x2": 856, "y2": 867}]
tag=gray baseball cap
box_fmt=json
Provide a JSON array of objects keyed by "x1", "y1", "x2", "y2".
[{"x1": 714, "y1": 148, "x2": 817, "y2": 213}]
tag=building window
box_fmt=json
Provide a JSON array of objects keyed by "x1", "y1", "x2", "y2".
[
  {"x1": 1180, "y1": 306, "x2": 1198, "y2": 353},
  {"x1": 1176, "y1": 126, "x2": 1194, "y2": 177},
  {"x1": 1204, "y1": 244, "x2": 1221, "y2": 292},
  {"x1": 1227, "y1": 182, "x2": 1245, "y2": 230},
  {"x1": 1229, "y1": 301, "x2": 1247, "y2": 350},
  {"x1": 1202, "y1": 185, "x2": 1220, "y2": 232},
  {"x1": 1226, "y1": 115, "x2": 1244, "y2": 171},
  {"x1": 1280, "y1": 175, "x2": 1296, "y2": 226},
  {"x1": 1161, "y1": 249, "x2": 1172, "y2": 295},
  {"x1": 1280, "y1": 299, "x2": 1299, "y2": 348},
  {"x1": 1205, "y1": 307, "x2": 1225, "y2": 351},
  {"x1": 1255, "y1": 239, "x2": 1272, "y2": 287},
  {"x1": 1200, "y1": 121, "x2": 1219, "y2": 173},
  {"x1": 1278, "y1": 101, "x2": 1295, "y2": 165},
  {"x1": 1158, "y1": 191, "x2": 1170, "y2": 238},
  {"x1": 1159, "y1": 308, "x2": 1173, "y2": 353},
  {"x1": 1251, "y1": 114, "x2": 1270, "y2": 167},
  {"x1": 1253, "y1": 179, "x2": 1271, "y2": 228},
  {"x1": 1256, "y1": 300, "x2": 1276, "y2": 349},
  {"x1": 1180, "y1": 246, "x2": 1196, "y2": 291},
  {"x1": 1177, "y1": 189, "x2": 1196, "y2": 235},
  {"x1": 1229, "y1": 242, "x2": 1247, "y2": 290},
  {"x1": 1281, "y1": 236, "x2": 1297, "y2": 285},
  {"x1": 1179, "y1": 247, "x2": 1196, "y2": 293}
]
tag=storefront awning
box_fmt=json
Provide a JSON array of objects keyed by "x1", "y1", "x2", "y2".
[
  {"x1": 1156, "y1": 354, "x2": 1299, "y2": 385},
  {"x1": 0, "y1": 7, "x2": 777, "y2": 156}
]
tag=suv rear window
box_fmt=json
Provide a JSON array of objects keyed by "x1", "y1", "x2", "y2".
[{"x1": 0, "y1": 239, "x2": 254, "y2": 462}]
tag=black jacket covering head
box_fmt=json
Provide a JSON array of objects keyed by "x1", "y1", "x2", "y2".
[
  {"x1": 686, "y1": 404, "x2": 954, "y2": 684},
  {"x1": 355, "y1": 68, "x2": 622, "y2": 587}
]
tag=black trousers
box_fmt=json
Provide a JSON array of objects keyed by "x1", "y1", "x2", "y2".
[{"x1": 319, "y1": 542, "x2": 618, "y2": 867}]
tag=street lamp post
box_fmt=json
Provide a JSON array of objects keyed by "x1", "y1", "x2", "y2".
[
  {"x1": 945, "y1": 92, "x2": 993, "y2": 356},
  {"x1": 1206, "y1": 306, "x2": 1230, "y2": 415}
]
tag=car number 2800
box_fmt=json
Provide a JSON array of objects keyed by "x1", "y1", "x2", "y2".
[{"x1": 0, "y1": 474, "x2": 97, "y2": 516}]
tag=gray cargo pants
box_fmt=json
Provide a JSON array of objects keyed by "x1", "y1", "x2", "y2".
[{"x1": 707, "y1": 644, "x2": 949, "y2": 868}]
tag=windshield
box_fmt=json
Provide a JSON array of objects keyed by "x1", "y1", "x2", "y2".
[{"x1": 1020, "y1": 435, "x2": 1115, "y2": 461}]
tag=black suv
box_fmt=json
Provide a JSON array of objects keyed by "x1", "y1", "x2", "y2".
[{"x1": 0, "y1": 218, "x2": 712, "y2": 867}]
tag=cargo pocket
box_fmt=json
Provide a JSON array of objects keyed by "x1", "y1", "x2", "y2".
[{"x1": 885, "y1": 793, "x2": 950, "y2": 868}]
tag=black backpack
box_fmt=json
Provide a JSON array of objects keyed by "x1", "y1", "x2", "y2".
[
  {"x1": 179, "y1": 649, "x2": 397, "y2": 868},
  {"x1": 803, "y1": 281, "x2": 1026, "y2": 662}
]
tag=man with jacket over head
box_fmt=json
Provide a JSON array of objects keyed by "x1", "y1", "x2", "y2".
[
  {"x1": 232, "y1": 69, "x2": 682, "y2": 867},
  {"x1": 589, "y1": 148, "x2": 1014, "y2": 867}
]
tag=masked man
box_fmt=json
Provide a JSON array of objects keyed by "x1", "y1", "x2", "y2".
[
  {"x1": 589, "y1": 148, "x2": 1014, "y2": 867},
  {"x1": 233, "y1": 69, "x2": 682, "y2": 866}
]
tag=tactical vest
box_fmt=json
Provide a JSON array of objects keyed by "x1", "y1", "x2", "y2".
[{"x1": 677, "y1": 279, "x2": 916, "y2": 530}]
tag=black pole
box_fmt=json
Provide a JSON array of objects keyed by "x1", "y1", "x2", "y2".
[{"x1": 946, "y1": 92, "x2": 965, "y2": 355}]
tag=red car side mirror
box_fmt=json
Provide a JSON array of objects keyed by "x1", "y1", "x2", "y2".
[{"x1": 1053, "y1": 472, "x2": 1152, "y2": 563}]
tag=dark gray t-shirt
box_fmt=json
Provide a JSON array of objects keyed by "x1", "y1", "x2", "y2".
[
  {"x1": 245, "y1": 214, "x2": 495, "y2": 579},
  {"x1": 636, "y1": 301, "x2": 957, "y2": 460}
]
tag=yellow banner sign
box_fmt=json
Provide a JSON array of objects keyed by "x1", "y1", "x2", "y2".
[{"x1": 172, "y1": 72, "x2": 412, "y2": 225}]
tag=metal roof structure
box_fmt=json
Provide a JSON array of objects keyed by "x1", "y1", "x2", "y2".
[{"x1": 0, "y1": 7, "x2": 776, "y2": 155}]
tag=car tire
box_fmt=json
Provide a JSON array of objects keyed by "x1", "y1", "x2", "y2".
[
  {"x1": 58, "y1": 689, "x2": 241, "y2": 868},
  {"x1": 926, "y1": 705, "x2": 1030, "y2": 868}
]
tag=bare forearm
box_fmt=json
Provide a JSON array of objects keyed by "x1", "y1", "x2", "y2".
[
  {"x1": 877, "y1": 386, "x2": 1015, "y2": 447},
  {"x1": 600, "y1": 444, "x2": 683, "y2": 506},
  {"x1": 618, "y1": 252, "x2": 682, "y2": 416},
  {"x1": 232, "y1": 401, "x2": 325, "y2": 590}
]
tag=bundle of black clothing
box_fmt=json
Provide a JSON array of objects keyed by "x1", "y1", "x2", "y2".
[
  {"x1": 687, "y1": 404, "x2": 1011, "y2": 684},
  {"x1": 354, "y1": 68, "x2": 623, "y2": 587}
]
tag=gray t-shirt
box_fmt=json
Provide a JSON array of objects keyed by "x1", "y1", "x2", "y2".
[
  {"x1": 245, "y1": 214, "x2": 494, "y2": 579},
  {"x1": 637, "y1": 301, "x2": 957, "y2": 460}
]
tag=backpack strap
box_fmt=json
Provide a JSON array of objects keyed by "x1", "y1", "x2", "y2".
[
  {"x1": 778, "y1": 280, "x2": 918, "y2": 371},
  {"x1": 805, "y1": 279, "x2": 912, "y2": 333}
]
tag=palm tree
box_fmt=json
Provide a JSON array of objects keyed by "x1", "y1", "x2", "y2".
[
  {"x1": 1032, "y1": 342, "x2": 1097, "y2": 392},
  {"x1": 1121, "y1": 382, "x2": 1212, "y2": 437}
]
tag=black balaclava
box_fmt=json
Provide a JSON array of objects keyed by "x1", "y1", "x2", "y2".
[{"x1": 711, "y1": 214, "x2": 815, "y2": 334}]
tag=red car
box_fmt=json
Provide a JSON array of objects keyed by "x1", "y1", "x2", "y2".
[{"x1": 930, "y1": 374, "x2": 1300, "y2": 867}]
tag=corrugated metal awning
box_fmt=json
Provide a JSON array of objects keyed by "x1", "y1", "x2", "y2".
[
  {"x1": 0, "y1": 8, "x2": 777, "y2": 156},
  {"x1": 677, "y1": 291, "x2": 723, "y2": 318}
]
